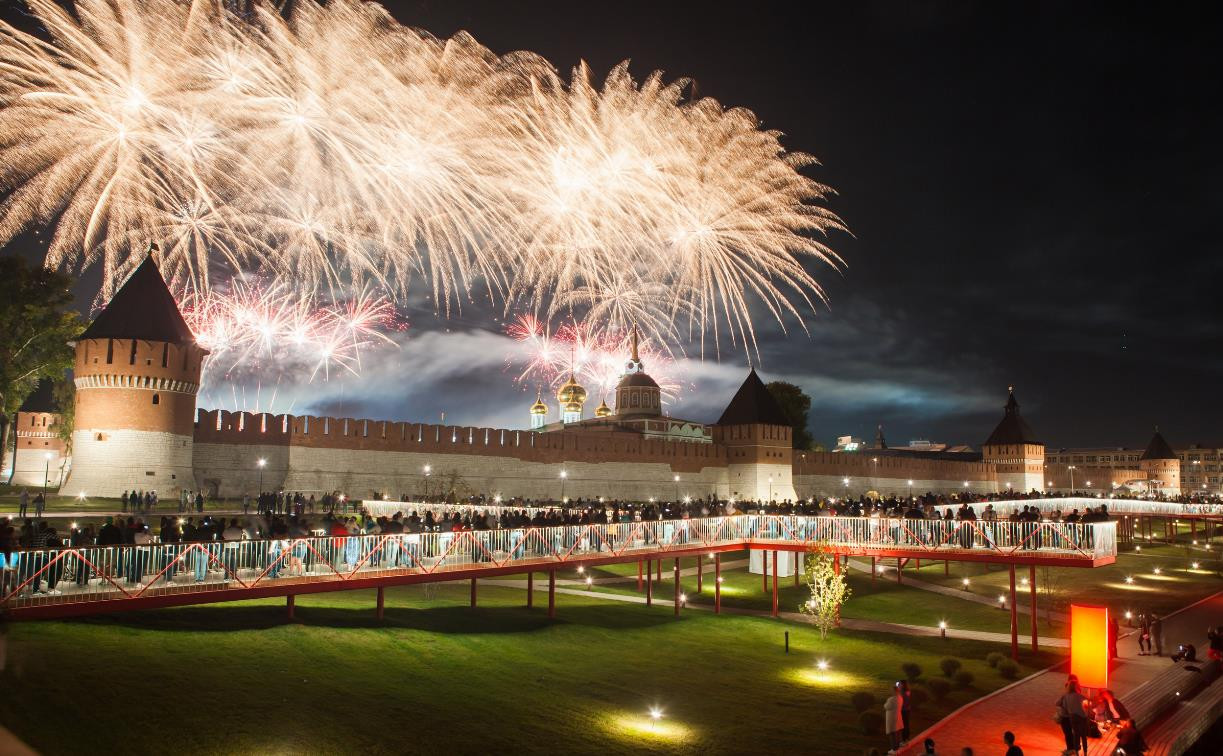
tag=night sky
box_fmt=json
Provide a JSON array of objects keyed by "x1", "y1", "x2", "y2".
[{"x1": 3, "y1": 1, "x2": 1220, "y2": 449}]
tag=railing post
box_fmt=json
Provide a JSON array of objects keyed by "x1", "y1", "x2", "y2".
[
  {"x1": 547, "y1": 569, "x2": 556, "y2": 618},
  {"x1": 376, "y1": 586, "x2": 384, "y2": 621},
  {"x1": 527, "y1": 572, "x2": 534, "y2": 608},
  {"x1": 287, "y1": 593, "x2": 295, "y2": 620},
  {"x1": 674, "y1": 558, "x2": 681, "y2": 616},
  {"x1": 646, "y1": 560, "x2": 653, "y2": 607},
  {"x1": 1029, "y1": 564, "x2": 1038, "y2": 653},
  {"x1": 771, "y1": 550, "x2": 779, "y2": 617},
  {"x1": 715, "y1": 553, "x2": 722, "y2": 614},
  {"x1": 470, "y1": 578, "x2": 477, "y2": 608},
  {"x1": 1009, "y1": 563, "x2": 1019, "y2": 661}
]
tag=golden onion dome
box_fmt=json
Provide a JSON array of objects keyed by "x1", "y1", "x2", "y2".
[
  {"x1": 529, "y1": 389, "x2": 548, "y2": 416},
  {"x1": 556, "y1": 374, "x2": 587, "y2": 406},
  {"x1": 594, "y1": 398, "x2": 612, "y2": 417},
  {"x1": 563, "y1": 399, "x2": 584, "y2": 416}
]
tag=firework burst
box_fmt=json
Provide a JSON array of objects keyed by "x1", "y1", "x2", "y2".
[{"x1": 0, "y1": 0, "x2": 845, "y2": 355}]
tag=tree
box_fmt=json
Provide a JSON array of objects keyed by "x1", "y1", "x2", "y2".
[
  {"x1": 766, "y1": 380, "x2": 814, "y2": 450},
  {"x1": 0, "y1": 257, "x2": 83, "y2": 480},
  {"x1": 799, "y1": 544, "x2": 852, "y2": 640}
]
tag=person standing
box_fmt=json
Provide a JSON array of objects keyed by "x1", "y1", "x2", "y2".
[
  {"x1": 898, "y1": 680, "x2": 912, "y2": 745},
  {"x1": 884, "y1": 686, "x2": 904, "y2": 754},
  {"x1": 1150, "y1": 613, "x2": 1163, "y2": 656},
  {"x1": 33, "y1": 492, "x2": 44, "y2": 519},
  {"x1": 18, "y1": 488, "x2": 29, "y2": 518},
  {"x1": 1138, "y1": 612, "x2": 1152, "y2": 655},
  {"x1": 1002, "y1": 731, "x2": 1023, "y2": 756},
  {"x1": 1108, "y1": 614, "x2": 1120, "y2": 659}
]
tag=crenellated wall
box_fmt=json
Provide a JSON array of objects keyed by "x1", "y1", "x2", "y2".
[{"x1": 192, "y1": 409, "x2": 730, "y2": 499}]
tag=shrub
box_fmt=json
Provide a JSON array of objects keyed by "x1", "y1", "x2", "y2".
[
  {"x1": 858, "y1": 711, "x2": 883, "y2": 735},
  {"x1": 851, "y1": 691, "x2": 877, "y2": 713},
  {"x1": 927, "y1": 678, "x2": 951, "y2": 700},
  {"x1": 909, "y1": 685, "x2": 930, "y2": 708},
  {"x1": 986, "y1": 651, "x2": 1005, "y2": 668},
  {"x1": 939, "y1": 657, "x2": 962, "y2": 677},
  {"x1": 953, "y1": 670, "x2": 974, "y2": 689},
  {"x1": 901, "y1": 662, "x2": 923, "y2": 681},
  {"x1": 997, "y1": 659, "x2": 1019, "y2": 680}
]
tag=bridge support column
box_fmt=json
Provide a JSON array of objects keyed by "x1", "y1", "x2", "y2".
[
  {"x1": 1029, "y1": 564, "x2": 1038, "y2": 653},
  {"x1": 376, "y1": 587, "x2": 384, "y2": 621},
  {"x1": 547, "y1": 570, "x2": 556, "y2": 618},
  {"x1": 794, "y1": 553, "x2": 802, "y2": 587},
  {"x1": 871, "y1": 556, "x2": 876, "y2": 585},
  {"x1": 657, "y1": 559, "x2": 662, "y2": 582},
  {"x1": 762, "y1": 550, "x2": 769, "y2": 593},
  {"x1": 674, "y1": 558, "x2": 681, "y2": 616},
  {"x1": 715, "y1": 553, "x2": 722, "y2": 614},
  {"x1": 527, "y1": 572, "x2": 534, "y2": 608},
  {"x1": 896, "y1": 557, "x2": 903, "y2": 584},
  {"x1": 646, "y1": 560, "x2": 653, "y2": 607},
  {"x1": 1008, "y1": 564, "x2": 1019, "y2": 661},
  {"x1": 771, "y1": 550, "x2": 779, "y2": 617},
  {"x1": 287, "y1": 594, "x2": 295, "y2": 620},
  {"x1": 945, "y1": 560, "x2": 949, "y2": 576},
  {"x1": 637, "y1": 560, "x2": 643, "y2": 592},
  {"x1": 470, "y1": 578, "x2": 477, "y2": 609}
]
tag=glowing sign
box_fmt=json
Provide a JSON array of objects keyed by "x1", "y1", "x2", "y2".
[{"x1": 1070, "y1": 604, "x2": 1109, "y2": 689}]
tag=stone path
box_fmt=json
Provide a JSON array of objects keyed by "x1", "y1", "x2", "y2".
[{"x1": 900, "y1": 589, "x2": 1223, "y2": 755}]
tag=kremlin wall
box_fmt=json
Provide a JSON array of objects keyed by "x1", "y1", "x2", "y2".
[{"x1": 4, "y1": 256, "x2": 1191, "y2": 501}]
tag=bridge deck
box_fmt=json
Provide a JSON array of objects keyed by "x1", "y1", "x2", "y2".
[{"x1": 2, "y1": 515, "x2": 1115, "y2": 620}]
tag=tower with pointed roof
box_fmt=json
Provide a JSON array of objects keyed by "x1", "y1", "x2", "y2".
[
  {"x1": 981, "y1": 386, "x2": 1046, "y2": 493},
  {"x1": 4, "y1": 379, "x2": 68, "y2": 488},
  {"x1": 1139, "y1": 427, "x2": 1180, "y2": 494},
  {"x1": 712, "y1": 369, "x2": 797, "y2": 502},
  {"x1": 63, "y1": 250, "x2": 208, "y2": 496}
]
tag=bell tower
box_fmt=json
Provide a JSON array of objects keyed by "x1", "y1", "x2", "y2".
[{"x1": 63, "y1": 252, "x2": 207, "y2": 497}]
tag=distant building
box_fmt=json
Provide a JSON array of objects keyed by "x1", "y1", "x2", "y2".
[{"x1": 3, "y1": 379, "x2": 68, "y2": 489}]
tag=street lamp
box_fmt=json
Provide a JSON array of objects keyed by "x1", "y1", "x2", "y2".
[
  {"x1": 907, "y1": 479, "x2": 914, "y2": 499},
  {"x1": 768, "y1": 475, "x2": 774, "y2": 502},
  {"x1": 1068, "y1": 465, "x2": 1077, "y2": 492},
  {"x1": 674, "y1": 474, "x2": 680, "y2": 501},
  {"x1": 257, "y1": 457, "x2": 267, "y2": 493},
  {"x1": 43, "y1": 451, "x2": 52, "y2": 502},
  {"x1": 560, "y1": 469, "x2": 568, "y2": 501},
  {"x1": 423, "y1": 464, "x2": 432, "y2": 498}
]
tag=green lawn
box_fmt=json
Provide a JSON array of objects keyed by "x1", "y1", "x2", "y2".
[{"x1": 0, "y1": 582, "x2": 1055, "y2": 755}]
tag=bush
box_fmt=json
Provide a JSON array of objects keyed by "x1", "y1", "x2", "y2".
[
  {"x1": 858, "y1": 711, "x2": 883, "y2": 736},
  {"x1": 909, "y1": 686, "x2": 930, "y2": 708},
  {"x1": 997, "y1": 659, "x2": 1019, "y2": 679},
  {"x1": 901, "y1": 662, "x2": 923, "y2": 680},
  {"x1": 986, "y1": 652, "x2": 1005, "y2": 668},
  {"x1": 953, "y1": 670, "x2": 974, "y2": 688},
  {"x1": 939, "y1": 657, "x2": 962, "y2": 677},
  {"x1": 850, "y1": 691, "x2": 877, "y2": 713},
  {"x1": 927, "y1": 678, "x2": 951, "y2": 700}
]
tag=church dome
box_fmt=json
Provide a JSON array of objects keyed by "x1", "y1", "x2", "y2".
[
  {"x1": 594, "y1": 398, "x2": 613, "y2": 417},
  {"x1": 556, "y1": 374, "x2": 587, "y2": 407},
  {"x1": 530, "y1": 390, "x2": 548, "y2": 416}
]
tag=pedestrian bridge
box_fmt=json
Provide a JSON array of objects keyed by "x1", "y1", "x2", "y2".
[{"x1": 2, "y1": 514, "x2": 1115, "y2": 621}]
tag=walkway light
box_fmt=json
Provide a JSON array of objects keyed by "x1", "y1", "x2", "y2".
[
  {"x1": 1124, "y1": 611, "x2": 1132, "y2": 620},
  {"x1": 680, "y1": 593, "x2": 687, "y2": 604},
  {"x1": 816, "y1": 659, "x2": 829, "y2": 671},
  {"x1": 1192, "y1": 562, "x2": 1200, "y2": 569},
  {"x1": 997, "y1": 594, "x2": 1006, "y2": 606},
  {"x1": 961, "y1": 578, "x2": 970, "y2": 587},
  {"x1": 577, "y1": 565, "x2": 584, "y2": 574},
  {"x1": 649, "y1": 707, "x2": 662, "y2": 721},
  {"x1": 1135, "y1": 545, "x2": 1142, "y2": 552},
  {"x1": 1153, "y1": 567, "x2": 1162, "y2": 575},
  {"x1": 586, "y1": 576, "x2": 593, "y2": 588},
  {"x1": 1125, "y1": 576, "x2": 1134, "y2": 584},
  {"x1": 717, "y1": 576, "x2": 724, "y2": 583}
]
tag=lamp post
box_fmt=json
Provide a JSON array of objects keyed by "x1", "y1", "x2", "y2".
[
  {"x1": 907, "y1": 479, "x2": 914, "y2": 499},
  {"x1": 768, "y1": 475, "x2": 774, "y2": 502},
  {"x1": 1068, "y1": 465, "x2": 1076, "y2": 492},
  {"x1": 43, "y1": 452, "x2": 52, "y2": 501},
  {"x1": 560, "y1": 469, "x2": 568, "y2": 502},
  {"x1": 257, "y1": 457, "x2": 266, "y2": 494},
  {"x1": 423, "y1": 464, "x2": 432, "y2": 499},
  {"x1": 842, "y1": 477, "x2": 849, "y2": 498},
  {"x1": 674, "y1": 474, "x2": 680, "y2": 501}
]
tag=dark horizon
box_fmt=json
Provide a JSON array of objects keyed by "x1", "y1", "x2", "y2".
[{"x1": 2, "y1": 1, "x2": 1220, "y2": 450}]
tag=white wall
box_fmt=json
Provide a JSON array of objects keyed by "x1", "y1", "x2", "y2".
[
  {"x1": 63, "y1": 429, "x2": 194, "y2": 497},
  {"x1": 793, "y1": 473, "x2": 1001, "y2": 499}
]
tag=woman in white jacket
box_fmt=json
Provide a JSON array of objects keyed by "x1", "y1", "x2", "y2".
[{"x1": 885, "y1": 687, "x2": 905, "y2": 754}]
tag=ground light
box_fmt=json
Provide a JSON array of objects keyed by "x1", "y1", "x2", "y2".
[
  {"x1": 961, "y1": 578, "x2": 971, "y2": 588},
  {"x1": 1153, "y1": 567, "x2": 1162, "y2": 575},
  {"x1": 816, "y1": 659, "x2": 829, "y2": 671},
  {"x1": 604, "y1": 707, "x2": 691, "y2": 744},
  {"x1": 1125, "y1": 576, "x2": 1134, "y2": 584},
  {"x1": 1192, "y1": 562, "x2": 1201, "y2": 569},
  {"x1": 585, "y1": 577, "x2": 593, "y2": 589},
  {"x1": 939, "y1": 620, "x2": 947, "y2": 639}
]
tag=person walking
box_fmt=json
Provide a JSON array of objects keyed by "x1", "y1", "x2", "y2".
[
  {"x1": 1003, "y1": 731, "x2": 1023, "y2": 756},
  {"x1": 1137, "y1": 612, "x2": 1152, "y2": 655},
  {"x1": 1055, "y1": 677, "x2": 1089, "y2": 756},
  {"x1": 1150, "y1": 613, "x2": 1163, "y2": 656}
]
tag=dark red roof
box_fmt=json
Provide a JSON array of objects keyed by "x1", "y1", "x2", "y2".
[
  {"x1": 1140, "y1": 429, "x2": 1177, "y2": 461},
  {"x1": 716, "y1": 369, "x2": 791, "y2": 426},
  {"x1": 984, "y1": 388, "x2": 1041, "y2": 446},
  {"x1": 80, "y1": 255, "x2": 196, "y2": 344},
  {"x1": 18, "y1": 378, "x2": 58, "y2": 413}
]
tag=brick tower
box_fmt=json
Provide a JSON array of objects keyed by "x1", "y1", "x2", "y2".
[
  {"x1": 63, "y1": 254, "x2": 207, "y2": 497},
  {"x1": 712, "y1": 369, "x2": 797, "y2": 502},
  {"x1": 981, "y1": 387, "x2": 1045, "y2": 493},
  {"x1": 1139, "y1": 427, "x2": 1180, "y2": 495}
]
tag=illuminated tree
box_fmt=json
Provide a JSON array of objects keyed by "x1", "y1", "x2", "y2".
[{"x1": 800, "y1": 544, "x2": 851, "y2": 640}]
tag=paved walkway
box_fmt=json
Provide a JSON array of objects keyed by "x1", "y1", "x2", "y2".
[{"x1": 901, "y1": 589, "x2": 1223, "y2": 755}]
